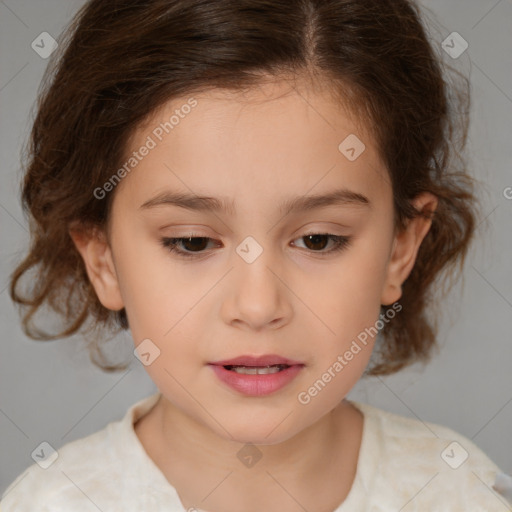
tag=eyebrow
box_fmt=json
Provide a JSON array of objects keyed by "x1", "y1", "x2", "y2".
[{"x1": 139, "y1": 188, "x2": 371, "y2": 216}]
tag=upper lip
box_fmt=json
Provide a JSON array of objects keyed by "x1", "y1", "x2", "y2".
[{"x1": 209, "y1": 354, "x2": 304, "y2": 367}]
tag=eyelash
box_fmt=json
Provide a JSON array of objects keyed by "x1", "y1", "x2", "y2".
[{"x1": 160, "y1": 233, "x2": 352, "y2": 259}]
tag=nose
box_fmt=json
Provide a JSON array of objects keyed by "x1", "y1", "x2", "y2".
[{"x1": 220, "y1": 249, "x2": 293, "y2": 332}]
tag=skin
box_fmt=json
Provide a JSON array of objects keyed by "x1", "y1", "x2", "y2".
[{"x1": 70, "y1": 76, "x2": 437, "y2": 512}]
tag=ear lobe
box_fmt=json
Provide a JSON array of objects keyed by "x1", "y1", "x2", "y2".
[
  {"x1": 68, "y1": 225, "x2": 124, "y2": 311},
  {"x1": 381, "y1": 192, "x2": 438, "y2": 306}
]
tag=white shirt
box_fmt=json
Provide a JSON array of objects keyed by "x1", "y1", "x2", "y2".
[{"x1": 1, "y1": 392, "x2": 510, "y2": 511}]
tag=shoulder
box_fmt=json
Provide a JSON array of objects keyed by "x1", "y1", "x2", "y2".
[
  {"x1": 0, "y1": 393, "x2": 169, "y2": 511},
  {"x1": 351, "y1": 401, "x2": 511, "y2": 511},
  {"x1": 0, "y1": 420, "x2": 117, "y2": 511}
]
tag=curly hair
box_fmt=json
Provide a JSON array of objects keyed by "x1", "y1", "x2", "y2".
[{"x1": 9, "y1": 0, "x2": 477, "y2": 375}]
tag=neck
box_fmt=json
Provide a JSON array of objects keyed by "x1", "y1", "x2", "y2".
[{"x1": 135, "y1": 395, "x2": 363, "y2": 512}]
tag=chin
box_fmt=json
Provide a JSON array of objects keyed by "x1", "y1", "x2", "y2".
[{"x1": 208, "y1": 410, "x2": 305, "y2": 447}]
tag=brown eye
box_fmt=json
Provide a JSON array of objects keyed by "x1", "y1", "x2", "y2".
[
  {"x1": 302, "y1": 234, "x2": 330, "y2": 251},
  {"x1": 178, "y1": 237, "x2": 210, "y2": 252},
  {"x1": 160, "y1": 233, "x2": 351, "y2": 260},
  {"x1": 293, "y1": 234, "x2": 351, "y2": 255},
  {"x1": 160, "y1": 236, "x2": 219, "y2": 258}
]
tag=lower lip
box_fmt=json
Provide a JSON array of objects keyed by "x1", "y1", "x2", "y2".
[{"x1": 209, "y1": 365, "x2": 303, "y2": 396}]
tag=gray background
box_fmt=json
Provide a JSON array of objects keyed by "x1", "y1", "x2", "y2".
[{"x1": 1, "y1": 0, "x2": 511, "y2": 497}]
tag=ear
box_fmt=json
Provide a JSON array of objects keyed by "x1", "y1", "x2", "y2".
[
  {"x1": 68, "y1": 224, "x2": 124, "y2": 311},
  {"x1": 381, "y1": 192, "x2": 438, "y2": 306}
]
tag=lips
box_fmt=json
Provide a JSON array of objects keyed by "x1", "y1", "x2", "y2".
[
  {"x1": 210, "y1": 354, "x2": 303, "y2": 367},
  {"x1": 208, "y1": 354, "x2": 304, "y2": 396}
]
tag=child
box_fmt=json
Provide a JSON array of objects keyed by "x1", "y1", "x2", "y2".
[{"x1": 2, "y1": 0, "x2": 511, "y2": 510}]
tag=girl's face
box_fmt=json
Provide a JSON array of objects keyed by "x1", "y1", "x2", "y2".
[{"x1": 74, "y1": 78, "x2": 435, "y2": 444}]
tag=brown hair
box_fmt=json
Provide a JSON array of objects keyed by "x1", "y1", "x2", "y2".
[{"x1": 9, "y1": 0, "x2": 477, "y2": 375}]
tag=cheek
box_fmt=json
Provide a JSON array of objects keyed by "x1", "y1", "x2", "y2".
[
  {"x1": 112, "y1": 232, "x2": 203, "y2": 342},
  {"x1": 315, "y1": 233, "x2": 392, "y2": 341}
]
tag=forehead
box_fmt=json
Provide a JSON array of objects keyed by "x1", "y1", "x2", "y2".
[{"x1": 113, "y1": 78, "x2": 390, "y2": 217}]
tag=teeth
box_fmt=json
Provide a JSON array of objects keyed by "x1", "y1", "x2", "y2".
[{"x1": 227, "y1": 365, "x2": 287, "y2": 375}]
